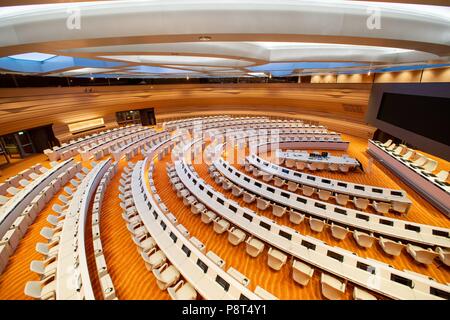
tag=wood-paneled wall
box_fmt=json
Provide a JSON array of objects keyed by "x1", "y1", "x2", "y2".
[{"x1": 0, "y1": 83, "x2": 374, "y2": 138}]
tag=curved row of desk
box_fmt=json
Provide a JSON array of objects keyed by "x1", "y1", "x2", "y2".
[
  {"x1": 129, "y1": 136, "x2": 268, "y2": 300},
  {"x1": 173, "y1": 138, "x2": 450, "y2": 300}
]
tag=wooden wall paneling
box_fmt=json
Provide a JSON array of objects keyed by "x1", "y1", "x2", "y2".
[{"x1": 0, "y1": 83, "x2": 374, "y2": 137}]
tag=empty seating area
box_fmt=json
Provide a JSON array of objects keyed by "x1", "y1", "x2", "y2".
[
  {"x1": 172, "y1": 142, "x2": 450, "y2": 300},
  {"x1": 43, "y1": 125, "x2": 143, "y2": 162},
  {"x1": 369, "y1": 140, "x2": 450, "y2": 215},
  {"x1": 247, "y1": 153, "x2": 412, "y2": 214}
]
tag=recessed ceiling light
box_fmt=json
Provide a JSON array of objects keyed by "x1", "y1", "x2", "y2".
[{"x1": 198, "y1": 35, "x2": 212, "y2": 41}]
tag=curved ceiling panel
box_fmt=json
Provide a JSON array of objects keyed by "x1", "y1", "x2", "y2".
[{"x1": 0, "y1": 0, "x2": 448, "y2": 78}]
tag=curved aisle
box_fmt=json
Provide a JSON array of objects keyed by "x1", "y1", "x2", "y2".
[
  {"x1": 99, "y1": 157, "x2": 169, "y2": 300},
  {"x1": 153, "y1": 150, "x2": 354, "y2": 300}
]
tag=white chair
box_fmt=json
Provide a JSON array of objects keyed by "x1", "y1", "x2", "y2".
[
  {"x1": 0, "y1": 195, "x2": 10, "y2": 206},
  {"x1": 321, "y1": 273, "x2": 346, "y2": 300},
  {"x1": 267, "y1": 247, "x2": 287, "y2": 271},
  {"x1": 222, "y1": 180, "x2": 233, "y2": 190},
  {"x1": 46, "y1": 214, "x2": 64, "y2": 227},
  {"x1": 191, "y1": 202, "x2": 205, "y2": 214},
  {"x1": 167, "y1": 280, "x2": 197, "y2": 300},
  {"x1": 386, "y1": 143, "x2": 396, "y2": 151},
  {"x1": 288, "y1": 210, "x2": 305, "y2": 225},
  {"x1": 330, "y1": 223, "x2": 349, "y2": 240},
  {"x1": 141, "y1": 248, "x2": 166, "y2": 271},
  {"x1": 245, "y1": 236, "x2": 265, "y2": 258},
  {"x1": 227, "y1": 227, "x2": 246, "y2": 246},
  {"x1": 132, "y1": 235, "x2": 156, "y2": 254},
  {"x1": 335, "y1": 194, "x2": 349, "y2": 206},
  {"x1": 436, "y1": 247, "x2": 450, "y2": 267},
  {"x1": 29, "y1": 256, "x2": 57, "y2": 278},
  {"x1": 381, "y1": 139, "x2": 392, "y2": 148},
  {"x1": 153, "y1": 263, "x2": 181, "y2": 290},
  {"x1": 252, "y1": 168, "x2": 263, "y2": 178},
  {"x1": 287, "y1": 181, "x2": 299, "y2": 192},
  {"x1": 328, "y1": 163, "x2": 339, "y2": 172},
  {"x1": 19, "y1": 179, "x2": 30, "y2": 188},
  {"x1": 272, "y1": 204, "x2": 286, "y2": 217},
  {"x1": 391, "y1": 201, "x2": 409, "y2": 215},
  {"x1": 422, "y1": 159, "x2": 438, "y2": 173},
  {"x1": 285, "y1": 159, "x2": 296, "y2": 168},
  {"x1": 262, "y1": 173, "x2": 273, "y2": 182},
  {"x1": 318, "y1": 189, "x2": 332, "y2": 201},
  {"x1": 372, "y1": 201, "x2": 391, "y2": 214},
  {"x1": 213, "y1": 218, "x2": 230, "y2": 234},
  {"x1": 24, "y1": 276, "x2": 56, "y2": 300},
  {"x1": 35, "y1": 241, "x2": 59, "y2": 258},
  {"x1": 243, "y1": 191, "x2": 256, "y2": 204},
  {"x1": 40, "y1": 226, "x2": 61, "y2": 241},
  {"x1": 256, "y1": 197, "x2": 270, "y2": 210},
  {"x1": 309, "y1": 217, "x2": 325, "y2": 233},
  {"x1": 296, "y1": 161, "x2": 306, "y2": 170},
  {"x1": 353, "y1": 287, "x2": 377, "y2": 300},
  {"x1": 231, "y1": 185, "x2": 244, "y2": 197},
  {"x1": 307, "y1": 163, "x2": 318, "y2": 171},
  {"x1": 273, "y1": 177, "x2": 285, "y2": 187},
  {"x1": 412, "y1": 154, "x2": 427, "y2": 168},
  {"x1": 292, "y1": 260, "x2": 314, "y2": 286},
  {"x1": 402, "y1": 149, "x2": 415, "y2": 161},
  {"x1": 302, "y1": 185, "x2": 315, "y2": 197},
  {"x1": 406, "y1": 244, "x2": 438, "y2": 265},
  {"x1": 379, "y1": 236, "x2": 404, "y2": 256},
  {"x1": 6, "y1": 186, "x2": 20, "y2": 196},
  {"x1": 201, "y1": 210, "x2": 216, "y2": 224},
  {"x1": 352, "y1": 230, "x2": 375, "y2": 249},
  {"x1": 436, "y1": 170, "x2": 449, "y2": 183},
  {"x1": 353, "y1": 197, "x2": 370, "y2": 210}
]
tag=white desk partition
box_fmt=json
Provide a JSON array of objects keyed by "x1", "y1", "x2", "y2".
[
  {"x1": 56, "y1": 159, "x2": 112, "y2": 300},
  {"x1": 175, "y1": 157, "x2": 450, "y2": 300},
  {"x1": 0, "y1": 159, "x2": 75, "y2": 238},
  {"x1": 277, "y1": 150, "x2": 359, "y2": 167},
  {"x1": 80, "y1": 126, "x2": 150, "y2": 161},
  {"x1": 131, "y1": 142, "x2": 261, "y2": 300},
  {"x1": 214, "y1": 157, "x2": 449, "y2": 249},
  {"x1": 46, "y1": 125, "x2": 140, "y2": 161},
  {"x1": 368, "y1": 141, "x2": 450, "y2": 216},
  {"x1": 112, "y1": 130, "x2": 170, "y2": 161},
  {"x1": 247, "y1": 154, "x2": 412, "y2": 208}
]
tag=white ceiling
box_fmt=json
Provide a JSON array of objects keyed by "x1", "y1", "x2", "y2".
[{"x1": 0, "y1": 0, "x2": 449, "y2": 78}]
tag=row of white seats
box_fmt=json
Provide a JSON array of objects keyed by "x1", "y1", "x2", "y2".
[
  {"x1": 214, "y1": 157, "x2": 449, "y2": 251},
  {"x1": 80, "y1": 127, "x2": 152, "y2": 161},
  {"x1": 380, "y1": 140, "x2": 447, "y2": 178},
  {"x1": 210, "y1": 165, "x2": 449, "y2": 266},
  {"x1": 23, "y1": 163, "x2": 94, "y2": 299},
  {"x1": 377, "y1": 140, "x2": 449, "y2": 184},
  {"x1": 44, "y1": 124, "x2": 141, "y2": 161},
  {"x1": 246, "y1": 153, "x2": 412, "y2": 212},
  {"x1": 174, "y1": 118, "x2": 318, "y2": 135},
  {"x1": 0, "y1": 161, "x2": 82, "y2": 275},
  {"x1": 246, "y1": 163, "x2": 402, "y2": 215},
  {"x1": 132, "y1": 138, "x2": 271, "y2": 299},
  {"x1": 120, "y1": 160, "x2": 199, "y2": 299},
  {"x1": 0, "y1": 164, "x2": 45, "y2": 199},
  {"x1": 92, "y1": 162, "x2": 118, "y2": 300},
  {"x1": 171, "y1": 165, "x2": 378, "y2": 300},
  {"x1": 280, "y1": 156, "x2": 357, "y2": 173},
  {"x1": 113, "y1": 130, "x2": 170, "y2": 162},
  {"x1": 174, "y1": 141, "x2": 450, "y2": 300}
]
